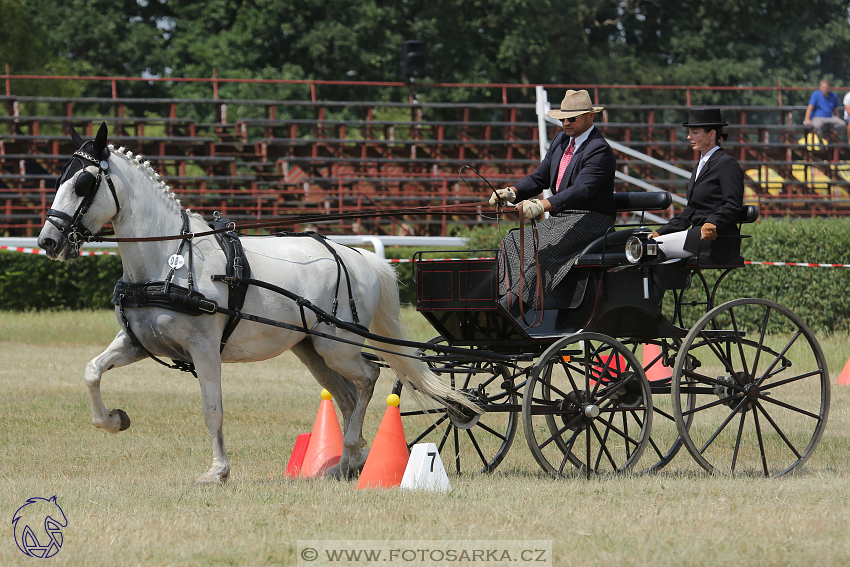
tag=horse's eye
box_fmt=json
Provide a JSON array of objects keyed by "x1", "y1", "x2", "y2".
[{"x1": 75, "y1": 171, "x2": 96, "y2": 196}]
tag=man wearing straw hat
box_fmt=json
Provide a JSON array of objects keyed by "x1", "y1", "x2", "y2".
[{"x1": 490, "y1": 89, "x2": 617, "y2": 309}]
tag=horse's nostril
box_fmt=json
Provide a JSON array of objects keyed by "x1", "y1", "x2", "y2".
[{"x1": 41, "y1": 238, "x2": 55, "y2": 250}]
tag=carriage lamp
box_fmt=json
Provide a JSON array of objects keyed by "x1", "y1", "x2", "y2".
[{"x1": 625, "y1": 235, "x2": 658, "y2": 264}]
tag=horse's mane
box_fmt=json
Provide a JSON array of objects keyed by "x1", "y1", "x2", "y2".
[{"x1": 108, "y1": 144, "x2": 203, "y2": 221}]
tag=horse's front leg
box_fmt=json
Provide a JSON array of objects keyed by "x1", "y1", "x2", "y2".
[
  {"x1": 85, "y1": 331, "x2": 147, "y2": 433},
  {"x1": 190, "y1": 348, "x2": 230, "y2": 485}
]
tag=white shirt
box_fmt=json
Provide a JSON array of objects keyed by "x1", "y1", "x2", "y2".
[
  {"x1": 569, "y1": 125, "x2": 595, "y2": 151},
  {"x1": 843, "y1": 91, "x2": 850, "y2": 121},
  {"x1": 695, "y1": 145, "x2": 721, "y2": 180}
]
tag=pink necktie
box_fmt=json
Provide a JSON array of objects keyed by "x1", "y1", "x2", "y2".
[{"x1": 554, "y1": 140, "x2": 575, "y2": 191}]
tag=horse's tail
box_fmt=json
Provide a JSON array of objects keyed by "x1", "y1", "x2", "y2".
[{"x1": 360, "y1": 251, "x2": 480, "y2": 412}]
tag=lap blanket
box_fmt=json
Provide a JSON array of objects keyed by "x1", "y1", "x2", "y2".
[{"x1": 499, "y1": 211, "x2": 614, "y2": 307}]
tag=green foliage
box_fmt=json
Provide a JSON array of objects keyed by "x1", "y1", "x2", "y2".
[
  {"x1": 13, "y1": 0, "x2": 850, "y2": 102},
  {"x1": 0, "y1": 252, "x2": 122, "y2": 310}
]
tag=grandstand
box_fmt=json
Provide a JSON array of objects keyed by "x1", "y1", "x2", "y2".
[{"x1": 2, "y1": 77, "x2": 849, "y2": 237}]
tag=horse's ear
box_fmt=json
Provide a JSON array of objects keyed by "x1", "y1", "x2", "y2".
[
  {"x1": 94, "y1": 122, "x2": 108, "y2": 156},
  {"x1": 70, "y1": 126, "x2": 85, "y2": 148}
]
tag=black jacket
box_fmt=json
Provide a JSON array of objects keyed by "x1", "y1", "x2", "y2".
[
  {"x1": 656, "y1": 148, "x2": 744, "y2": 261},
  {"x1": 514, "y1": 127, "x2": 616, "y2": 217}
]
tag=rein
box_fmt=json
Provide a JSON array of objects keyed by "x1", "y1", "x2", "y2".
[{"x1": 85, "y1": 201, "x2": 491, "y2": 244}]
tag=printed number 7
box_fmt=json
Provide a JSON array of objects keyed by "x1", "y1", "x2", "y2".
[{"x1": 428, "y1": 451, "x2": 436, "y2": 472}]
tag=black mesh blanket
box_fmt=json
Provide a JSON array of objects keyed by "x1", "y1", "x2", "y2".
[{"x1": 499, "y1": 211, "x2": 614, "y2": 307}]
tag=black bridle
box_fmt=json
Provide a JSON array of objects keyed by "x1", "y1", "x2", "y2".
[{"x1": 45, "y1": 124, "x2": 121, "y2": 252}]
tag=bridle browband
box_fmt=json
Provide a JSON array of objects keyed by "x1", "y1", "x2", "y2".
[{"x1": 46, "y1": 144, "x2": 121, "y2": 252}]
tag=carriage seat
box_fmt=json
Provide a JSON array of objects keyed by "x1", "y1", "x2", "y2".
[
  {"x1": 678, "y1": 205, "x2": 759, "y2": 268},
  {"x1": 573, "y1": 203, "x2": 759, "y2": 268}
]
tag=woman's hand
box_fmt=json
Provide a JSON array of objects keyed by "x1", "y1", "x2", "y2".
[{"x1": 701, "y1": 223, "x2": 717, "y2": 241}]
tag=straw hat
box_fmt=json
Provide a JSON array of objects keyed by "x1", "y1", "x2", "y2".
[{"x1": 547, "y1": 90, "x2": 604, "y2": 120}]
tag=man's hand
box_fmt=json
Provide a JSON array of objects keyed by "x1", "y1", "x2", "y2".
[
  {"x1": 520, "y1": 199, "x2": 545, "y2": 220},
  {"x1": 489, "y1": 187, "x2": 516, "y2": 206},
  {"x1": 650, "y1": 231, "x2": 659, "y2": 238},
  {"x1": 701, "y1": 222, "x2": 717, "y2": 241}
]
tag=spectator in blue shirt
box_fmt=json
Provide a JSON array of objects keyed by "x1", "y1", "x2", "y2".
[{"x1": 804, "y1": 79, "x2": 848, "y2": 143}]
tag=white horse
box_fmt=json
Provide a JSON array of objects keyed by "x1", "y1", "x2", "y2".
[{"x1": 37, "y1": 124, "x2": 467, "y2": 484}]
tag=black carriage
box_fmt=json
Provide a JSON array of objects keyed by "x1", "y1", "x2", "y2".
[{"x1": 393, "y1": 191, "x2": 830, "y2": 478}]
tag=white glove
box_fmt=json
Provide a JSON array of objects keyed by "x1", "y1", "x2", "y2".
[
  {"x1": 520, "y1": 199, "x2": 545, "y2": 219},
  {"x1": 489, "y1": 187, "x2": 516, "y2": 205}
]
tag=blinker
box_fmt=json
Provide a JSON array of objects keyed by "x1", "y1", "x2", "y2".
[{"x1": 75, "y1": 170, "x2": 97, "y2": 197}]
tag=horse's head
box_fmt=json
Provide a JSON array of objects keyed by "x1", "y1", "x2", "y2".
[{"x1": 37, "y1": 123, "x2": 121, "y2": 261}]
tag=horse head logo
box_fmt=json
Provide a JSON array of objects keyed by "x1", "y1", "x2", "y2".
[{"x1": 12, "y1": 496, "x2": 67, "y2": 558}]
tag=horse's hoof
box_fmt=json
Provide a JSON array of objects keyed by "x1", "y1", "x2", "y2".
[
  {"x1": 109, "y1": 409, "x2": 131, "y2": 431},
  {"x1": 195, "y1": 467, "x2": 229, "y2": 485}
]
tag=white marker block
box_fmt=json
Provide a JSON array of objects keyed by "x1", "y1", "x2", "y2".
[{"x1": 401, "y1": 443, "x2": 452, "y2": 492}]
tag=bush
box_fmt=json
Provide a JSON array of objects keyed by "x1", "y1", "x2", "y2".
[{"x1": 4, "y1": 217, "x2": 849, "y2": 333}]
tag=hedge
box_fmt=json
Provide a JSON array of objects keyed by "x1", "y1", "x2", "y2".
[{"x1": 3, "y1": 217, "x2": 849, "y2": 333}]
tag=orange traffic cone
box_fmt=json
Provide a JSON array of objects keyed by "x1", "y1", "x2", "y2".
[
  {"x1": 357, "y1": 394, "x2": 410, "y2": 489},
  {"x1": 643, "y1": 343, "x2": 671, "y2": 382},
  {"x1": 838, "y1": 357, "x2": 850, "y2": 386},
  {"x1": 284, "y1": 433, "x2": 312, "y2": 478},
  {"x1": 590, "y1": 354, "x2": 627, "y2": 387},
  {"x1": 299, "y1": 389, "x2": 344, "y2": 478}
]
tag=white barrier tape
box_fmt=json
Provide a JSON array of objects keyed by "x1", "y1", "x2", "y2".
[
  {"x1": 745, "y1": 261, "x2": 850, "y2": 268},
  {"x1": 0, "y1": 246, "x2": 118, "y2": 256}
]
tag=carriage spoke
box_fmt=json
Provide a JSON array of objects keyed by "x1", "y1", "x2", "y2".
[
  {"x1": 682, "y1": 393, "x2": 744, "y2": 417},
  {"x1": 538, "y1": 415, "x2": 583, "y2": 450},
  {"x1": 698, "y1": 333, "x2": 744, "y2": 386},
  {"x1": 750, "y1": 307, "x2": 772, "y2": 379},
  {"x1": 466, "y1": 429, "x2": 489, "y2": 468},
  {"x1": 761, "y1": 369, "x2": 824, "y2": 390},
  {"x1": 755, "y1": 401, "x2": 802, "y2": 459},
  {"x1": 653, "y1": 406, "x2": 675, "y2": 422},
  {"x1": 730, "y1": 410, "x2": 747, "y2": 474},
  {"x1": 728, "y1": 308, "x2": 751, "y2": 378},
  {"x1": 408, "y1": 414, "x2": 449, "y2": 446},
  {"x1": 753, "y1": 404, "x2": 770, "y2": 477},
  {"x1": 755, "y1": 331, "x2": 802, "y2": 388},
  {"x1": 557, "y1": 427, "x2": 583, "y2": 475},
  {"x1": 756, "y1": 393, "x2": 822, "y2": 421},
  {"x1": 593, "y1": 419, "x2": 613, "y2": 471},
  {"x1": 595, "y1": 414, "x2": 642, "y2": 447},
  {"x1": 475, "y1": 420, "x2": 508, "y2": 441},
  {"x1": 590, "y1": 421, "x2": 619, "y2": 471},
  {"x1": 697, "y1": 398, "x2": 747, "y2": 455}
]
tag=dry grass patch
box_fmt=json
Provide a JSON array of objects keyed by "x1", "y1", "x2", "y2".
[{"x1": 0, "y1": 310, "x2": 849, "y2": 566}]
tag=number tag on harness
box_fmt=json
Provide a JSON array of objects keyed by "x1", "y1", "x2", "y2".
[{"x1": 168, "y1": 254, "x2": 185, "y2": 269}]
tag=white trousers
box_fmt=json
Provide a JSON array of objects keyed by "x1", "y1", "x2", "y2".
[{"x1": 652, "y1": 230, "x2": 692, "y2": 259}]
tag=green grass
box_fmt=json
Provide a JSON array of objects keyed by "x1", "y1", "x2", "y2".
[{"x1": 1, "y1": 310, "x2": 849, "y2": 566}]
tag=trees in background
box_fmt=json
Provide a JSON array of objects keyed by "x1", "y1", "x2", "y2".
[{"x1": 7, "y1": 0, "x2": 850, "y2": 104}]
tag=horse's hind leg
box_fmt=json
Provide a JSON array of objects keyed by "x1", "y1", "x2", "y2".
[
  {"x1": 291, "y1": 341, "x2": 358, "y2": 427},
  {"x1": 309, "y1": 338, "x2": 381, "y2": 478},
  {"x1": 85, "y1": 331, "x2": 147, "y2": 433}
]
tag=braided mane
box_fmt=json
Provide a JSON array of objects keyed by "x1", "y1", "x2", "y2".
[{"x1": 107, "y1": 144, "x2": 199, "y2": 218}]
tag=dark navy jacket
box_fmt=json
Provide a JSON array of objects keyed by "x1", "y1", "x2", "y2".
[
  {"x1": 514, "y1": 127, "x2": 616, "y2": 218},
  {"x1": 656, "y1": 148, "x2": 744, "y2": 261}
]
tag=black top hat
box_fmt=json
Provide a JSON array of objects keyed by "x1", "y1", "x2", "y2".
[{"x1": 682, "y1": 107, "x2": 729, "y2": 128}]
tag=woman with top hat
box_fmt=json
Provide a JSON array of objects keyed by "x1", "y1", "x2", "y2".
[{"x1": 651, "y1": 108, "x2": 744, "y2": 262}]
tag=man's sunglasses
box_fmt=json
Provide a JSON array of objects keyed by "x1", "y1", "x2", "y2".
[{"x1": 563, "y1": 114, "x2": 588, "y2": 123}]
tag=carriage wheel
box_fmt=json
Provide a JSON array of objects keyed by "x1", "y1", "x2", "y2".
[
  {"x1": 621, "y1": 339, "x2": 694, "y2": 473},
  {"x1": 672, "y1": 298, "x2": 830, "y2": 477},
  {"x1": 393, "y1": 337, "x2": 518, "y2": 474},
  {"x1": 522, "y1": 333, "x2": 653, "y2": 478}
]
